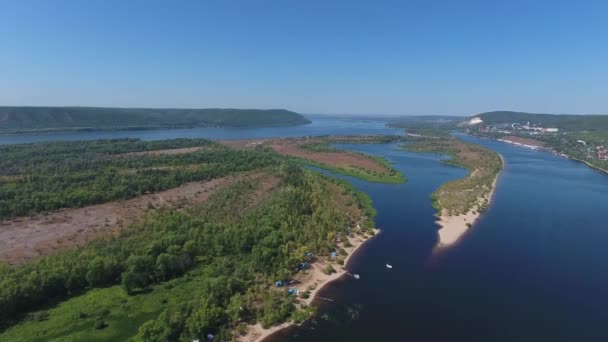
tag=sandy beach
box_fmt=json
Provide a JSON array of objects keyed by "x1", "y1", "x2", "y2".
[
  {"x1": 239, "y1": 227, "x2": 380, "y2": 342},
  {"x1": 436, "y1": 154, "x2": 504, "y2": 248}
]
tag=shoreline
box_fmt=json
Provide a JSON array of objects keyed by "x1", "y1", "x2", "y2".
[
  {"x1": 240, "y1": 227, "x2": 380, "y2": 342},
  {"x1": 488, "y1": 134, "x2": 608, "y2": 175},
  {"x1": 435, "y1": 153, "x2": 504, "y2": 248},
  {"x1": 564, "y1": 155, "x2": 608, "y2": 175}
]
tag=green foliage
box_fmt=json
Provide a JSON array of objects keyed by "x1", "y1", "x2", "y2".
[
  {"x1": 402, "y1": 135, "x2": 502, "y2": 216},
  {"x1": 0, "y1": 148, "x2": 371, "y2": 341},
  {"x1": 0, "y1": 107, "x2": 311, "y2": 132},
  {"x1": 0, "y1": 138, "x2": 280, "y2": 219},
  {"x1": 94, "y1": 320, "x2": 108, "y2": 330},
  {"x1": 476, "y1": 111, "x2": 608, "y2": 131},
  {"x1": 323, "y1": 264, "x2": 335, "y2": 275}
]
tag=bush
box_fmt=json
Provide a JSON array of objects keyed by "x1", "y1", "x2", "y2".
[
  {"x1": 94, "y1": 320, "x2": 108, "y2": 329},
  {"x1": 336, "y1": 258, "x2": 344, "y2": 266},
  {"x1": 27, "y1": 310, "x2": 49, "y2": 322},
  {"x1": 323, "y1": 264, "x2": 335, "y2": 275},
  {"x1": 291, "y1": 309, "x2": 310, "y2": 324}
]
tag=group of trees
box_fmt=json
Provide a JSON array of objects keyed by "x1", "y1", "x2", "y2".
[
  {"x1": 0, "y1": 138, "x2": 280, "y2": 219},
  {"x1": 0, "y1": 137, "x2": 377, "y2": 341},
  {"x1": 0, "y1": 106, "x2": 310, "y2": 132}
]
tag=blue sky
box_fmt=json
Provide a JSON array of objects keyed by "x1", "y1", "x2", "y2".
[{"x1": 1, "y1": 0, "x2": 607, "y2": 115}]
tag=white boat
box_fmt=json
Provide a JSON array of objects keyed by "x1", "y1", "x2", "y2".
[
  {"x1": 386, "y1": 264, "x2": 393, "y2": 269},
  {"x1": 353, "y1": 274, "x2": 360, "y2": 279}
]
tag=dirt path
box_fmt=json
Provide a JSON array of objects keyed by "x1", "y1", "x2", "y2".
[
  {"x1": 0, "y1": 173, "x2": 264, "y2": 264},
  {"x1": 115, "y1": 146, "x2": 206, "y2": 157}
]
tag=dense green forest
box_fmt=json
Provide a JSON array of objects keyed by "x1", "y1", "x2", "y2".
[
  {"x1": 0, "y1": 138, "x2": 376, "y2": 341},
  {"x1": 0, "y1": 139, "x2": 277, "y2": 219},
  {"x1": 0, "y1": 107, "x2": 311, "y2": 133},
  {"x1": 474, "y1": 111, "x2": 608, "y2": 131}
]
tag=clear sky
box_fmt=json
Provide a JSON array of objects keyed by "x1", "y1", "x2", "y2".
[{"x1": 1, "y1": 0, "x2": 607, "y2": 116}]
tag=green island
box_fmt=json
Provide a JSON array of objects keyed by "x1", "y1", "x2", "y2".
[
  {"x1": 296, "y1": 137, "x2": 406, "y2": 183},
  {"x1": 0, "y1": 138, "x2": 379, "y2": 341},
  {"x1": 221, "y1": 135, "x2": 406, "y2": 184},
  {"x1": 0, "y1": 107, "x2": 311, "y2": 133},
  {"x1": 401, "y1": 133, "x2": 502, "y2": 216}
]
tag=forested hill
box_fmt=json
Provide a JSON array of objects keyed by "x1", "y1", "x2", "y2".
[
  {"x1": 0, "y1": 106, "x2": 311, "y2": 132},
  {"x1": 473, "y1": 111, "x2": 608, "y2": 131}
]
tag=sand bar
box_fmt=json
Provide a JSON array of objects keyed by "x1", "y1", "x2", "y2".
[{"x1": 436, "y1": 154, "x2": 504, "y2": 248}]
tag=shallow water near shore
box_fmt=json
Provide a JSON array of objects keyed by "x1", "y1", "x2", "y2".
[{"x1": 270, "y1": 137, "x2": 608, "y2": 342}]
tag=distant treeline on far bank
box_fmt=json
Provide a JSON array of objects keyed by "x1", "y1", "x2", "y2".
[{"x1": 0, "y1": 106, "x2": 311, "y2": 133}]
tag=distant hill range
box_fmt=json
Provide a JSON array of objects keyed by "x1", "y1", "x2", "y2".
[
  {"x1": 0, "y1": 106, "x2": 311, "y2": 133},
  {"x1": 469, "y1": 111, "x2": 608, "y2": 131}
]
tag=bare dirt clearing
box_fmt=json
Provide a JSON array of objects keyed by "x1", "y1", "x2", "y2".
[
  {"x1": 116, "y1": 146, "x2": 206, "y2": 157},
  {"x1": 220, "y1": 137, "x2": 392, "y2": 174},
  {"x1": 0, "y1": 172, "x2": 268, "y2": 264}
]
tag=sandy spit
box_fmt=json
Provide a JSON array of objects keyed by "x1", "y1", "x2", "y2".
[{"x1": 435, "y1": 154, "x2": 504, "y2": 248}]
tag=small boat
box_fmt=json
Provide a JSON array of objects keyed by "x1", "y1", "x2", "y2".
[
  {"x1": 386, "y1": 264, "x2": 393, "y2": 269},
  {"x1": 353, "y1": 274, "x2": 360, "y2": 279}
]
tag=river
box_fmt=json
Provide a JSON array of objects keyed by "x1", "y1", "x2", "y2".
[
  {"x1": 269, "y1": 136, "x2": 608, "y2": 342},
  {"x1": 3, "y1": 117, "x2": 608, "y2": 341},
  {"x1": 0, "y1": 115, "x2": 401, "y2": 145}
]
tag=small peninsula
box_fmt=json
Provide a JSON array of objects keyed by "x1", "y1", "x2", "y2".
[{"x1": 402, "y1": 132, "x2": 503, "y2": 247}]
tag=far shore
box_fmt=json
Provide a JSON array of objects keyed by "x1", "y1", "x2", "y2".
[
  {"x1": 566, "y1": 155, "x2": 608, "y2": 175},
  {"x1": 492, "y1": 136, "x2": 608, "y2": 175},
  {"x1": 240, "y1": 227, "x2": 380, "y2": 342},
  {"x1": 435, "y1": 154, "x2": 504, "y2": 248}
]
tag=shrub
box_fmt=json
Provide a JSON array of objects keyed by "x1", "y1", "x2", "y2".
[
  {"x1": 27, "y1": 310, "x2": 49, "y2": 322},
  {"x1": 94, "y1": 320, "x2": 108, "y2": 329},
  {"x1": 323, "y1": 264, "x2": 335, "y2": 275}
]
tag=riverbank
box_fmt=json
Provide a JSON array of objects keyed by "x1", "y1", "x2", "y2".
[
  {"x1": 436, "y1": 154, "x2": 504, "y2": 248},
  {"x1": 563, "y1": 155, "x2": 608, "y2": 175},
  {"x1": 239, "y1": 228, "x2": 380, "y2": 342},
  {"x1": 479, "y1": 134, "x2": 608, "y2": 176}
]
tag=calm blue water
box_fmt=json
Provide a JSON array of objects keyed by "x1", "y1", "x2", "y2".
[
  {"x1": 0, "y1": 116, "x2": 401, "y2": 145},
  {"x1": 270, "y1": 138, "x2": 608, "y2": 342}
]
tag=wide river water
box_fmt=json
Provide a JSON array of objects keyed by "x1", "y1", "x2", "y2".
[{"x1": 3, "y1": 117, "x2": 608, "y2": 341}]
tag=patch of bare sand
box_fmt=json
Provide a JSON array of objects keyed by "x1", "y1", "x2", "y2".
[{"x1": 0, "y1": 172, "x2": 268, "y2": 264}]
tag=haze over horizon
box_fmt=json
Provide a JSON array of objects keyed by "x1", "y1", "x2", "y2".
[{"x1": 1, "y1": 0, "x2": 607, "y2": 116}]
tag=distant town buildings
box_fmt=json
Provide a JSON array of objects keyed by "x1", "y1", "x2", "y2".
[{"x1": 472, "y1": 120, "x2": 607, "y2": 163}]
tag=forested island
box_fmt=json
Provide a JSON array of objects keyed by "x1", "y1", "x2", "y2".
[
  {"x1": 0, "y1": 136, "x2": 396, "y2": 341},
  {"x1": 0, "y1": 107, "x2": 311, "y2": 133},
  {"x1": 400, "y1": 130, "x2": 503, "y2": 247}
]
